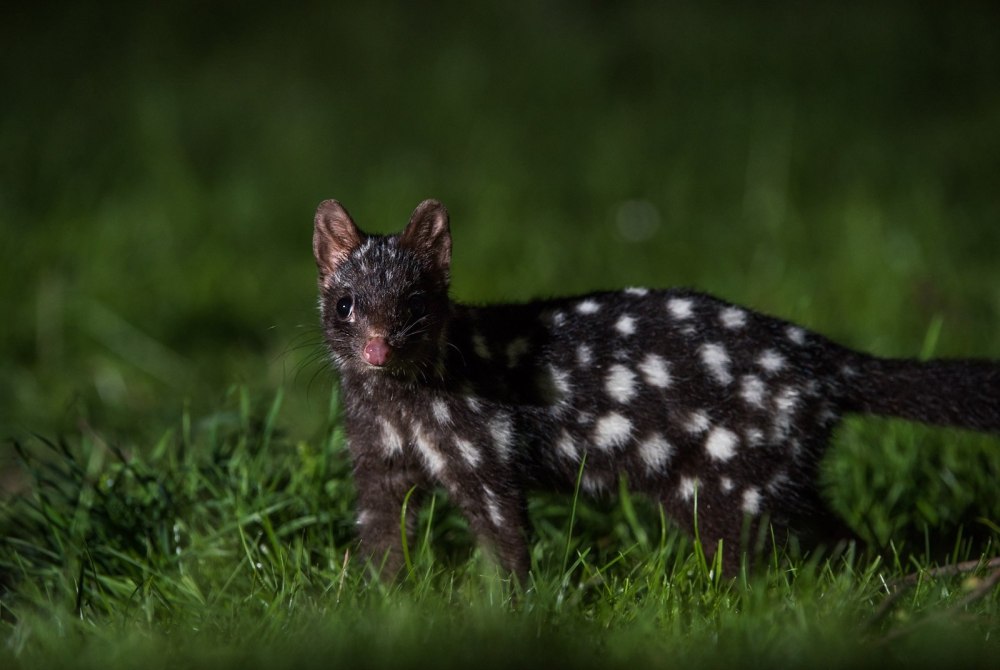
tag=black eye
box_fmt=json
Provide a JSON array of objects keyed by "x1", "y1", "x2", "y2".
[
  {"x1": 335, "y1": 295, "x2": 353, "y2": 319},
  {"x1": 407, "y1": 293, "x2": 426, "y2": 318}
]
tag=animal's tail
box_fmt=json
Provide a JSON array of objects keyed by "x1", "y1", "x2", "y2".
[{"x1": 840, "y1": 354, "x2": 1000, "y2": 433}]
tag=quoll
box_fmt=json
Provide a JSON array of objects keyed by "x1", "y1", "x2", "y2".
[{"x1": 313, "y1": 198, "x2": 1000, "y2": 580}]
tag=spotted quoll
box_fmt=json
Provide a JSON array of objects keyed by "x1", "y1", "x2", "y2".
[{"x1": 313, "y1": 198, "x2": 1000, "y2": 581}]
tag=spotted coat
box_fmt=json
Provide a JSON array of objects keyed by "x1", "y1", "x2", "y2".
[{"x1": 313, "y1": 199, "x2": 1000, "y2": 581}]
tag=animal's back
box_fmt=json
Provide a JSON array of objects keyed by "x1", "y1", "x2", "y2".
[{"x1": 450, "y1": 288, "x2": 856, "y2": 554}]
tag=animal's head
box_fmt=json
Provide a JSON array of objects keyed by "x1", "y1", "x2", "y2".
[{"x1": 313, "y1": 199, "x2": 452, "y2": 381}]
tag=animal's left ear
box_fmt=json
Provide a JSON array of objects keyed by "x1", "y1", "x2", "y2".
[{"x1": 399, "y1": 199, "x2": 451, "y2": 277}]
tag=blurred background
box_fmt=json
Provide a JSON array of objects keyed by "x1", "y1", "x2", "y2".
[{"x1": 2, "y1": 0, "x2": 999, "y2": 449}]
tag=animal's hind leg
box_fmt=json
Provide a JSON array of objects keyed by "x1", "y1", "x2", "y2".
[
  {"x1": 786, "y1": 487, "x2": 861, "y2": 562},
  {"x1": 665, "y1": 497, "x2": 770, "y2": 576}
]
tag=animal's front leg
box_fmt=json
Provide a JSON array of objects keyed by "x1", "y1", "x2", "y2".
[
  {"x1": 448, "y1": 481, "x2": 532, "y2": 585},
  {"x1": 352, "y1": 455, "x2": 427, "y2": 580}
]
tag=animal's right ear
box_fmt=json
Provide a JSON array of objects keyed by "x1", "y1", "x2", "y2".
[{"x1": 313, "y1": 199, "x2": 363, "y2": 278}]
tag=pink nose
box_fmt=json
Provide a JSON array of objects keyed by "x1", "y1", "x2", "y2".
[{"x1": 363, "y1": 337, "x2": 392, "y2": 366}]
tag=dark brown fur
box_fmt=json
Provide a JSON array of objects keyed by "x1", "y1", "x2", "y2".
[{"x1": 313, "y1": 198, "x2": 1000, "y2": 581}]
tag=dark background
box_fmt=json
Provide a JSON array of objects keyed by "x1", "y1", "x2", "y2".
[{"x1": 3, "y1": 0, "x2": 999, "y2": 445}]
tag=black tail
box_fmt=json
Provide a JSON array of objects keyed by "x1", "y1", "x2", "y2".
[{"x1": 842, "y1": 355, "x2": 1000, "y2": 433}]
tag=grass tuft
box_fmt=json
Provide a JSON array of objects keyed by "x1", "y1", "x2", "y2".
[{"x1": 2, "y1": 388, "x2": 998, "y2": 669}]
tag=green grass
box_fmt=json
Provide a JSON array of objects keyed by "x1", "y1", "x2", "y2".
[
  {"x1": 2, "y1": 388, "x2": 999, "y2": 669},
  {"x1": 2, "y1": 1, "x2": 1000, "y2": 668}
]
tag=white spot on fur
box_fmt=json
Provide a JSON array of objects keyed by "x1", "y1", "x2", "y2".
[
  {"x1": 593, "y1": 412, "x2": 633, "y2": 450},
  {"x1": 744, "y1": 427, "x2": 765, "y2": 447},
  {"x1": 552, "y1": 311, "x2": 566, "y2": 327},
  {"x1": 379, "y1": 418, "x2": 404, "y2": 457},
  {"x1": 625, "y1": 287, "x2": 649, "y2": 296},
  {"x1": 685, "y1": 410, "x2": 711, "y2": 434},
  {"x1": 742, "y1": 487, "x2": 762, "y2": 515},
  {"x1": 719, "y1": 306, "x2": 747, "y2": 329},
  {"x1": 546, "y1": 365, "x2": 572, "y2": 407},
  {"x1": 679, "y1": 476, "x2": 700, "y2": 501},
  {"x1": 413, "y1": 422, "x2": 446, "y2": 475},
  {"x1": 472, "y1": 334, "x2": 491, "y2": 359},
  {"x1": 787, "y1": 326, "x2": 806, "y2": 345},
  {"x1": 576, "y1": 300, "x2": 600, "y2": 315},
  {"x1": 483, "y1": 487, "x2": 505, "y2": 527},
  {"x1": 488, "y1": 502, "x2": 505, "y2": 527},
  {"x1": 705, "y1": 426, "x2": 738, "y2": 461},
  {"x1": 757, "y1": 349, "x2": 786, "y2": 373},
  {"x1": 790, "y1": 439, "x2": 803, "y2": 458},
  {"x1": 577, "y1": 344, "x2": 593, "y2": 367},
  {"x1": 740, "y1": 375, "x2": 766, "y2": 408},
  {"x1": 638, "y1": 434, "x2": 674, "y2": 472},
  {"x1": 638, "y1": 353, "x2": 671, "y2": 388},
  {"x1": 605, "y1": 364, "x2": 638, "y2": 403},
  {"x1": 431, "y1": 398, "x2": 451, "y2": 424},
  {"x1": 700, "y1": 343, "x2": 732, "y2": 385},
  {"x1": 615, "y1": 314, "x2": 636, "y2": 336},
  {"x1": 720, "y1": 477, "x2": 734, "y2": 493},
  {"x1": 454, "y1": 437, "x2": 481, "y2": 468},
  {"x1": 774, "y1": 385, "x2": 800, "y2": 413},
  {"x1": 667, "y1": 297, "x2": 694, "y2": 320},
  {"x1": 581, "y1": 473, "x2": 607, "y2": 496},
  {"x1": 767, "y1": 472, "x2": 790, "y2": 494},
  {"x1": 771, "y1": 386, "x2": 800, "y2": 441},
  {"x1": 506, "y1": 337, "x2": 530, "y2": 368},
  {"x1": 465, "y1": 395, "x2": 482, "y2": 413},
  {"x1": 577, "y1": 411, "x2": 593, "y2": 425},
  {"x1": 356, "y1": 509, "x2": 372, "y2": 526},
  {"x1": 555, "y1": 429, "x2": 579, "y2": 461},
  {"x1": 489, "y1": 413, "x2": 514, "y2": 461}
]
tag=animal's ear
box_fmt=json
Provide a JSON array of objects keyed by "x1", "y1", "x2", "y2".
[
  {"x1": 399, "y1": 199, "x2": 451, "y2": 277},
  {"x1": 313, "y1": 199, "x2": 363, "y2": 278}
]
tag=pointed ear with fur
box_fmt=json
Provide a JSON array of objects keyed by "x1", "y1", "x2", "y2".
[
  {"x1": 398, "y1": 199, "x2": 451, "y2": 277},
  {"x1": 313, "y1": 199, "x2": 363, "y2": 278}
]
